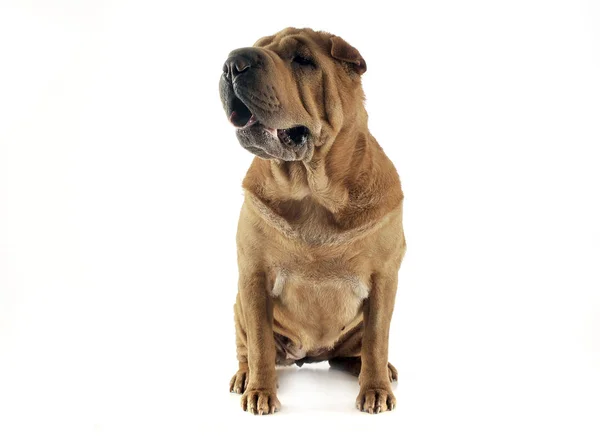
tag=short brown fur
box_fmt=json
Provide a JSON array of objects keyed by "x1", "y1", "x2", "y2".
[{"x1": 223, "y1": 28, "x2": 406, "y2": 414}]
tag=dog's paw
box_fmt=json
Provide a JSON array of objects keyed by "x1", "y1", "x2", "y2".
[
  {"x1": 241, "y1": 388, "x2": 280, "y2": 415},
  {"x1": 356, "y1": 387, "x2": 396, "y2": 414},
  {"x1": 229, "y1": 368, "x2": 249, "y2": 394}
]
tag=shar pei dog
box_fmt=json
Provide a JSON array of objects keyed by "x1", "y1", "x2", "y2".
[{"x1": 219, "y1": 27, "x2": 406, "y2": 415}]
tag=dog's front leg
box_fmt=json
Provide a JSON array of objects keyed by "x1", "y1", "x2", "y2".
[
  {"x1": 238, "y1": 272, "x2": 280, "y2": 415},
  {"x1": 357, "y1": 272, "x2": 398, "y2": 413}
]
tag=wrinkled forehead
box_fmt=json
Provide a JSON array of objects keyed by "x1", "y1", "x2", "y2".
[{"x1": 254, "y1": 28, "x2": 330, "y2": 57}]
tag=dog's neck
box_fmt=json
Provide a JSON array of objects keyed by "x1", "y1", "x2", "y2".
[{"x1": 242, "y1": 124, "x2": 402, "y2": 231}]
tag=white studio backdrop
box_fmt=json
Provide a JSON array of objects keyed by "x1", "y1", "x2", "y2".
[{"x1": 1, "y1": 1, "x2": 599, "y2": 436}]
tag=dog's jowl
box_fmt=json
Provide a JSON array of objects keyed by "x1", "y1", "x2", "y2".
[{"x1": 219, "y1": 27, "x2": 406, "y2": 415}]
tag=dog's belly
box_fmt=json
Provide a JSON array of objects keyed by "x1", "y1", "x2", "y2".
[{"x1": 270, "y1": 270, "x2": 368, "y2": 360}]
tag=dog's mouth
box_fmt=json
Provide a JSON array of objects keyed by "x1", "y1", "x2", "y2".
[{"x1": 228, "y1": 96, "x2": 310, "y2": 147}]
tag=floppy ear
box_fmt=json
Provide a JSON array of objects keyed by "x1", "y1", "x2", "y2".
[{"x1": 330, "y1": 36, "x2": 367, "y2": 75}]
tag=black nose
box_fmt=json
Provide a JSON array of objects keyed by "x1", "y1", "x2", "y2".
[
  {"x1": 222, "y1": 48, "x2": 265, "y2": 81},
  {"x1": 223, "y1": 55, "x2": 251, "y2": 80}
]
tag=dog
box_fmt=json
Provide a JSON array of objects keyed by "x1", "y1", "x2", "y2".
[{"x1": 219, "y1": 27, "x2": 406, "y2": 415}]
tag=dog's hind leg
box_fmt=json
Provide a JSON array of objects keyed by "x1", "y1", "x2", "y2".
[
  {"x1": 327, "y1": 323, "x2": 398, "y2": 383},
  {"x1": 329, "y1": 357, "x2": 398, "y2": 383}
]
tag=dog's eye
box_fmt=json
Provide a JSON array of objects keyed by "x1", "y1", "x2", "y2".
[{"x1": 292, "y1": 55, "x2": 315, "y2": 67}]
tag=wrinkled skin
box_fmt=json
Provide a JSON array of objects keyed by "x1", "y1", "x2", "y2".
[
  {"x1": 219, "y1": 29, "x2": 366, "y2": 162},
  {"x1": 219, "y1": 28, "x2": 406, "y2": 415}
]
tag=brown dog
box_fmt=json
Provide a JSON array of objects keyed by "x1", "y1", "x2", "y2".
[{"x1": 219, "y1": 27, "x2": 406, "y2": 415}]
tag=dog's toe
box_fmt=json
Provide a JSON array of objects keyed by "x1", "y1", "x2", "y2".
[
  {"x1": 388, "y1": 362, "x2": 398, "y2": 382},
  {"x1": 229, "y1": 367, "x2": 249, "y2": 394}
]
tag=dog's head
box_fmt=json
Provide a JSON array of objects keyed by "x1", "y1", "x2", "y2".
[{"x1": 219, "y1": 28, "x2": 367, "y2": 161}]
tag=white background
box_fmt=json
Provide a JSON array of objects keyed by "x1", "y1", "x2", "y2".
[{"x1": 1, "y1": 0, "x2": 599, "y2": 436}]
